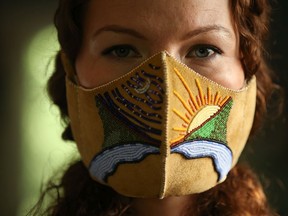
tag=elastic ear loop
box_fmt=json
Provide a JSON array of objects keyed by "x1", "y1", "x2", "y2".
[{"x1": 60, "y1": 51, "x2": 80, "y2": 85}]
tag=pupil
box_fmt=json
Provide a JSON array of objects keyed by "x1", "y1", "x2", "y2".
[
  {"x1": 116, "y1": 48, "x2": 129, "y2": 57},
  {"x1": 197, "y1": 48, "x2": 208, "y2": 57}
]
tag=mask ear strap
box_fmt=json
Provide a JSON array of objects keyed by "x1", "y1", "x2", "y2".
[{"x1": 60, "y1": 51, "x2": 80, "y2": 85}]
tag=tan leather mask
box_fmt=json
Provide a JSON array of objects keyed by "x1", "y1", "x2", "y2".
[{"x1": 64, "y1": 51, "x2": 256, "y2": 198}]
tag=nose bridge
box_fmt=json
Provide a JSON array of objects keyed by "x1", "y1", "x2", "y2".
[{"x1": 150, "y1": 41, "x2": 182, "y2": 62}]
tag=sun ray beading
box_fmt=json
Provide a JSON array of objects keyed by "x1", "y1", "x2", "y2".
[
  {"x1": 215, "y1": 96, "x2": 221, "y2": 105},
  {"x1": 172, "y1": 127, "x2": 187, "y2": 132},
  {"x1": 173, "y1": 90, "x2": 194, "y2": 115},
  {"x1": 195, "y1": 79, "x2": 205, "y2": 105},
  {"x1": 207, "y1": 87, "x2": 212, "y2": 104},
  {"x1": 182, "y1": 123, "x2": 188, "y2": 128},
  {"x1": 173, "y1": 68, "x2": 199, "y2": 110},
  {"x1": 188, "y1": 99, "x2": 197, "y2": 113},
  {"x1": 219, "y1": 96, "x2": 230, "y2": 106},
  {"x1": 213, "y1": 92, "x2": 219, "y2": 104},
  {"x1": 173, "y1": 108, "x2": 190, "y2": 124},
  {"x1": 196, "y1": 95, "x2": 202, "y2": 107},
  {"x1": 214, "y1": 92, "x2": 220, "y2": 105},
  {"x1": 204, "y1": 95, "x2": 208, "y2": 105},
  {"x1": 170, "y1": 136, "x2": 185, "y2": 145},
  {"x1": 209, "y1": 94, "x2": 213, "y2": 104}
]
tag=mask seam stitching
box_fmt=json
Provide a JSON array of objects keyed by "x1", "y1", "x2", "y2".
[
  {"x1": 75, "y1": 82, "x2": 84, "y2": 160},
  {"x1": 159, "y1": 51, "x2": 169, "y2": 198}
]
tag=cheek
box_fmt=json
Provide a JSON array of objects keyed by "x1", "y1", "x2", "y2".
[
  {"x1": 218, "y1": 59, "x2": 245, "y2": 90},
  {"x1": 75, "y1": 51, "x2": 95, "y2": 88},
  {"x1": 197, "y1": 57, "x2": 245, "y2": 90},
  {"x1": 75, "y1": 54, "x2": 122, "y2": 88},
  {"x1": 215, "y1": 69, "x2": 245, "y2": 90},
  {"x1": 76, "y1": 51, "x2": 245, "y2": 90},
  {"x1": 76, "y1": 58, "x2": 150, "y2": 88}
]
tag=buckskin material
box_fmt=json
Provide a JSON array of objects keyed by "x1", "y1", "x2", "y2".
[{"x1": 63, "y1": 51, "x2": 256, "y2": 198}]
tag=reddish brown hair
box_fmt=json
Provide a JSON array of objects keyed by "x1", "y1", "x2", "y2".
[
  {"x1": 29, "y1": 0, "x2": 280, "y2": 215},
  {"x1": 230, "y1": 0, "x2": 280, "y2": 133}
]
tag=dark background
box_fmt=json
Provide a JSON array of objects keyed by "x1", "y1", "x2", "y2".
[{"x1": 0, "y1": 0, "x2": 287, "y2": 215}]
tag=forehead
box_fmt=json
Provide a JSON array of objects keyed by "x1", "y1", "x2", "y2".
[{"x1": 83, "y1": 0, "x2": 235, "y2": 39}]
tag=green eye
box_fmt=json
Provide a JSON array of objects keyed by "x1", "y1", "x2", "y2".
[
  {"x1": 113, "y1": 47, "x2": 132, "y2": 57},
  {"x1": 187, "y1": 45, "x2": 222, "y2": 59},
  {"x1": 102, "y1": 45, "x2": 140, "y2": 58},
  {"x1": 195, "y1": 48, "x2": 214, "y2": 57}
]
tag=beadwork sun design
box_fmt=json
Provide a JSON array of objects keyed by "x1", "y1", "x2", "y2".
[
  {"x1": 168, "y1": 67, "x2": 234, "y2": 181},
  {"x1": 170, "y1": 68, "x2": 233, "y2": 146},
  {"x1": 89, "y1": 59, "x2": 234, "y2": 183}
]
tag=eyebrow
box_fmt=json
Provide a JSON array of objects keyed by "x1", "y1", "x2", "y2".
[
  {"x1": 93, "y1": 25, "x2": 148, "y2": 40},
  {"x1": 181, "y1": 25, "x2": 233, "y2": 40},
  {"x1": 93, "y1": 24, "x2": 233, "y2": 40}
]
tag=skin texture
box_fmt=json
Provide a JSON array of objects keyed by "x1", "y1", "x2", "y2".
[
  {"x1": 76, "y1": 0, "x2": 244, "y2": 90},
  {"x1": 75, "y1": 0, "x2": 245, "y2": 215}
]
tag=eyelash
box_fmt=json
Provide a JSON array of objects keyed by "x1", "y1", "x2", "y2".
[
  {"x1": 101, "y1": 44, "x2": 223, "y2": 60},
  {"x1": 101, "y1": 44, "x2": 140, "y2": 58},
  {"x1": 186, "y1": 44, "x2": 223, "y2": 59}
]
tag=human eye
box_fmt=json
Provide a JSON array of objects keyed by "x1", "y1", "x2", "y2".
[
  {"x1": 186, "y1": 44, "x2": 222, "y2": 59},
  {"x1": 101, "y1": 44, "x2": 141, "y2": 58}
]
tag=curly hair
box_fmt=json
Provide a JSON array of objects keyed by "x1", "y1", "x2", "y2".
[
  {"x1": 28, "y1": 161, "x2": 277, "y2": 216},
  {"x1": 29, "y1": 0, "x2": 280, "y2": 215}
]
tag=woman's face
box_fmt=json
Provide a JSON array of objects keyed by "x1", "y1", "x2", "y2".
[
  {"x1": 76, "y1": 0, "x2": 244, "y2": 90},
  {"x1": 74, "y1": 1, "x2": 248, "y2": 213}
]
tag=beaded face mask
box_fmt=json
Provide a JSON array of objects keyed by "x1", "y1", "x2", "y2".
[{"x1": 63, "y1": 51, "x2": 256, "y2": 198}]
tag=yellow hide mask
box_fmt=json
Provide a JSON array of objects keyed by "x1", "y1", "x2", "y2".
[{"x1": 63, "y1": 51, "x2": 256, "y2": 198}]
